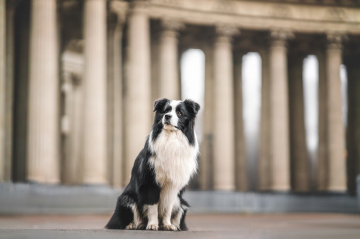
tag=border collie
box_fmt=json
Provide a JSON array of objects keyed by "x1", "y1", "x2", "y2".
[{"x1": 105, "y1": 98, "x2": 200, "y2": 231}]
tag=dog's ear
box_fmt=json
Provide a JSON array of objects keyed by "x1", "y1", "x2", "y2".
[
  {"x1": 184, "y1": 99, "x2": 200, "y2": 116},
  {"x1": 153, "y1": 98, "x2": 170, "y2": 112}
]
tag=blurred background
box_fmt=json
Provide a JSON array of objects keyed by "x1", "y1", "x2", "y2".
[{"x1": 1, "y1": 0, "x2": 360, "y2": 216}]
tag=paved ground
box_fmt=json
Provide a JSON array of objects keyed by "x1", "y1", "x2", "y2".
[{"x1": 0, "y1": 213, "x2": 360, "y2": 239}]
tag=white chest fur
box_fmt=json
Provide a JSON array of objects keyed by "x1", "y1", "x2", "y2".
[{"x1": 149, "y1": 130, "x2": 198, "y2": 189}]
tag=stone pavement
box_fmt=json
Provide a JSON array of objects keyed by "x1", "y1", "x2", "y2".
[{"x1": 0, "y1": 214, "x2": 360, "y2": 239}]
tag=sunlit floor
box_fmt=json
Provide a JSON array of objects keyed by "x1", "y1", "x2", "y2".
[{"x1": 0, "y1": 214, "x2": 360, "y2": 239}]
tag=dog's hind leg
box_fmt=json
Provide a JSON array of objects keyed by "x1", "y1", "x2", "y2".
[
  {"x1": 178, "y1": 207, "x2": 188, "y2": 231},
  {"x1": 171, "y1": 197, "x2": 189, "y2": 231},
  {"x1": 128, "y1": 204, "x2": 144, "y2": 229},
  {"x1": 176, "y1": 195, "x2": 189, "y2": 231},
  {"x1": 171, "y1": 205, "x2": 182, "y2": 230},
  {"x1": 105, "y1": 194, "x2": 136, "y2": 230}
]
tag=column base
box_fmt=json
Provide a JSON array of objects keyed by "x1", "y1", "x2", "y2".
[
  {"x1": 82, "y1": 177, "x2": 108, "y2": 185},
  {"x1": 326, "y1": 186, "x2": 347, "y2": 192},
  {"x1": 27, "y1": 177, "x2": 60, "y2": 185},
  {"x1": 269, "y1": 185, "x2": 291, "y2": 191},
  {"x1": 214, "y1": 185, "x2": 235, "y2": 191}
]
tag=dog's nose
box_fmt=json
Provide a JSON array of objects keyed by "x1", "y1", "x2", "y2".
[{"x1": 165, "y1": 114, "x2": 171, "y2": 120}]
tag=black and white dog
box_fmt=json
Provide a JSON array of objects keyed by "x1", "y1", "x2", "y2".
[{"x1": 106, "y1": 98, "x2": 200, "y2": 231}]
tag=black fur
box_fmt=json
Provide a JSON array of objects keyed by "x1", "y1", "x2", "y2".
[{"x1": 105, "y1": 99, "x2": 200, "y2": 231}]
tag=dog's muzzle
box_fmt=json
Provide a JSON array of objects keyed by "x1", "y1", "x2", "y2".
[{"x1": 164, "y1": 114, "x2": 171, "y2": 125}]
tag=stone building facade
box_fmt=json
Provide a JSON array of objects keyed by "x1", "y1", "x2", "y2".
[{"x1": 1, "y1": 0, "x2": 360, "y2": 195}]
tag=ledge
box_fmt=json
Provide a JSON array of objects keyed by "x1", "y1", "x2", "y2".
[{"x1": 0, "y1": 182, "x2": 359, "y2": 215}]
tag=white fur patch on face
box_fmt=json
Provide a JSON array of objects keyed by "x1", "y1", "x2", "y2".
[{"x1": 162, "y1": 100, "x2": 181, "y2": 130}]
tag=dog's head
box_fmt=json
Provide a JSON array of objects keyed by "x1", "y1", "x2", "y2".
[{"x1": 153, "y1": 98, "x2": 200, "y2": 131}]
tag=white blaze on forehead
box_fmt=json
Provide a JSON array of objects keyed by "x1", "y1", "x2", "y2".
[
  {"x1": 163, "y1": 100, "x2": 181, "y2": 128},
  {"x1": 170, "y1": 100, "x2": 181, "y2": 110}
]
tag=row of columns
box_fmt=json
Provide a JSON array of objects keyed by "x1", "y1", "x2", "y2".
[
  {"x1": 211, "y1": 30, "x2": 347, "y2": 192},
  {"x1": 2, "y1": 0, "x2": 348, "y2": 192},
  {"x1": 25, "y1": 0, "x2": 108, "y2": 184},
  {"x1": 13, "y1": 0, "x2": 183, "y2": 185},
  {"x1": 258, "y1": 33, "x2": 346, "y2": 192}
]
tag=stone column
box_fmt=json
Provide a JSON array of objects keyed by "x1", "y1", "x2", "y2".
[
  {"x1": 316, "y1": 49, "x2": 328, "y2": 191},
  {"x1": 213, "y1": 25, "x2": 238, "y2": 191},
  {"x1": 325, "y1": 33, "x2": 346, "y2": 191},
  {"x1": 108, "y1": 3, "x2": 126, "y2": 188},
  {"x1": 234, "y1": 51, "x2": 247, "y2": 191},
  {"x1": 199, "y1": 43, "x2": 215, "y2": 190},
  {"x1": 27, "y1": 0, "x2": 59, "y2": 183},
  {"x1": 288, "y1": 54, "x2": 309, "y2": 191},
  {"x1": 258, "y1": 48, "x2": 271, "y2": 190},
  {"x1": 82, "y1": 0, "x2": 107, "y2": 184},
  {"x1": 4, "y1": 1, "x2": 17, "y2": 182},
  {"x1": 159, "y1": 20, "x2": 183, "y2": 100},
  {"x1": 268, "y1": 31, "x2": 292, "y2": 191},
  {"x1": 0, "y1": 0, "x2": 5, "y2": 181},
  {"x1": 125, "y1": 1, "x2": 151, "y2": 183}
]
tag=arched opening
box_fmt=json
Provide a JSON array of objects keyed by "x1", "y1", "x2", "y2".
[
  {"x1": 180, "y1": 49, "x2": 205, "y2": 189},
  {"x1": 242, "y1": 52, "x2": 262, "y2": 190},
  {"x1": 303, "y1": 55, "x2": 319, "y2": 189}
]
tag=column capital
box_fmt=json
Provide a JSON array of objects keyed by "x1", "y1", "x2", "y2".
[
  {"x1": 216, "y1": 24, "x2": 240, "y2": 38},
  {"x1": 270, "y1": 31, "x2": 294, "y2": 48},
  {"x1": 161, "y1": 19, "x2": 185, "y2": 32},
  {"x1": 129, "y1": 0, "x2": 149, "y2": 14},
  {"x1": 327, "y1": 32, "x2": 346, "y2": 50},
  {"x1": 160, "y1": 19, "x2": 184, "y2": 39},
  {"x1": 110, "y1": 0, "x2": 127, "y2": 25},
  {"x1": 270, "y1": 30, "x2": 294, "y2": 41}
]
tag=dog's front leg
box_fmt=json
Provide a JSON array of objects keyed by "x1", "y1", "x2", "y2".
[
  {"x1": 160, "y1": 188, "x2": 179, "y2": 231},
  {"x1": 145, "y1": 204, "x2": 159, "y2": 230}
]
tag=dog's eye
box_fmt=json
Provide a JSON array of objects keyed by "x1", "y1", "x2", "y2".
[{"x1": 176, "y1": 111, "x2": 182, "y2": 116}]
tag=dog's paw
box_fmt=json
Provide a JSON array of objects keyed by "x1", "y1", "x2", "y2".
[
  {"x1": 125, "y1": 222, "x2": 136, "y2": 230},
  {"x1": 162, "y1": 224, "x2": 178, "y2": 231},
  {"x1": 146, "y1": 224, "x2": 159, "y2": 231}
]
